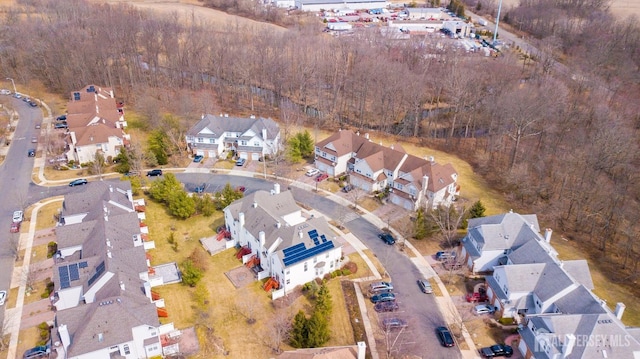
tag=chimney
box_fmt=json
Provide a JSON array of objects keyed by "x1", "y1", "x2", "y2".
[
  {"x1": 262, "y1": 128, "x2": 267, "y2": 140},
  {"x1": 250, "y1": 114, "x2": 256, "y2": 119},
  {"x1": 59, "y1": 324, "x2": 71, "y2": 350},
  {"x1": 298, "y1": 230, "x2": 303, "y2": 239},
  {"x1": 364, "y1": 133, "x2": 369, "y2": 139},
  {"x1": 107, "y1": 250, "x2": 112, "y2": 258},
  {"x1": 356, "y1": 131, "x2": 360, "y2": 136},
  {"x1": 422, "y1": 175, "x2": 429, "y2": 192},
  {"x1": 98, "y1": 333, "x2": 104, "y2": 342},
  {"x1": 357, "y1": 342, "x2": 366, "y2": 359},
  {"x1": 127, "y1": 189, "x2": 133, "y2": 203},
  {"x1": 390, "y1": 144, "x2": 394, "y2": 150},
  {"x1": 259, "y1": 231, "x2": 265, "y2": 247},
  {"x1": 544, "y1": 228, "x2": 552, "y2": 243},
  {"x1": 120, "y1": 281, "x2": 125, "y2": 291},
  {"x1": 109, "y1": 185, "x2": 113, "y2": 193},
  {"x1": 274, "y1": 183, "x2": 280, "y2": 194},
  {"x1": 562, "y1": 334, "x2": 576, "y2": 358},
  {"x1": 428, "y1": 156, "x2": 435, "y2": 163},
  {"x1": 253, "y1": 201, "x2": 258, "y2": 208},
  {"x1": 615, "y1": 302, "x2": 626, "y2": 320},
  {"x1": 239, "y1": 212, "x2": 245, "y2": 228},
  {"x1": 276, "y1": 221, "x2": 281, "y2": 228},
  {"x1": 224, "y1": 114, "x2": 229, "y2": 117}
]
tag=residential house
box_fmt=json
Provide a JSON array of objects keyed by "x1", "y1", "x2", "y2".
[
  {"x1": 185, "y1": 114, "x2": 280, "y2": 161},
  {"x1": 460, "y1": 211, "x2": 640, "y2": 358},
  {"x1": 315, "y1": 130, "x2": 459, "y2": 210},
  {"x1": 50, "y1": 182, "x2": 173, "y2": 359},
  {"x1": 64, "y1": 85, "x2": 129, "y2": 164},
  {"x1": 460, "y1": 211, "x2": 550, "y2": 273},
  {"x1": 224, "y1": 184, "x2": 343, "y2": 298}
]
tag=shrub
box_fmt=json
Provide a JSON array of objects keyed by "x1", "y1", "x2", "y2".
[
  {"x1": 47, "y1": 242, "x2": 57, "y2": 258},
  {"x1": 180, "y1": 259, "x2": 203, "y2": 287},
  {"x1": 341, "y1": 269, "x2": 351, "y2": 276},
  {"x1": 343, "y1": 261, "x2": 358, "y2": 274}
]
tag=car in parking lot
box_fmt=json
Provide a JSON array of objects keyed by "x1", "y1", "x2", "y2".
[
  {"x1": 56, "y1": 115, "x2": 67, "y2": 121},
  {"x1": 436, "y1": 251, "x2": 456, "y2": 261},
  {"x1": 436, "y1": 326, "x2": 455, "y2": 347},
  {"x1": 34, "y1": 123, "x2": 41, "y2": 129},
  {"x1": 22, "y1": 345, "x2": 49, "y2": 359},
  {"x1": 417, "y1": 279, "x2": 433, "y2": 294},
  {"x1": 235, "y1": 158, "x2": 246, "y2": 166},
  {"x1": 0, "y1": 89, "x2": 11, "y2": 95},
  {"x1": 14, "y1": 93, "x2": 22, "y2": 99},
  {"x1": 31, "y1": 136, "x2": 37, "y2": 143},
  {"x1": 28, "y1": 100, "x2": 38, "y2": 107},
  {"x1": 315, "y1": 173, "x2": 329, "y2": 182},
  {"x1": 374, "y1": 301, "x2": 399, "y2": 312},
  {"x1": 69, "y1": 179, "x2": 88, "y2": 187},
  {"x1": 474, "y1": 304, "x2": 496, "y2": 315},
  {"x1": 146, "y1": 169, "x2": 163, "y2": 177},
  {"x1": 381, "y1": 318, "x2": 408, "y2": 330},
  {"x1": 193, "y1": 183, "x2": 206, "y2": 193},
  {"x1": 54, "y1": 122, "x2": 68, "y2": 129},
  {"x1": 378, "y1": 232, "x2": 396, "y2": 245},
  {"x1": 480, "y1": 344, "x2": 513, "y2": 357},
  {"x1": 341, "y1": 184, "x2": 353, "y2": 192},
  {"x1": 27, "y1": 149, "x2": 35, "y2": 157},
  {"x1": 370, "y1": 292, "x2": 396, "y2": 303},
  {"x1": 0, "y1": 290, "x2": 6, "y2": 305},
  {"x1": 193, "y1": 155, "x2": 204, "y2": 163},
  {"x1": 369, "y1": 281, "x2": 394, "y2": 294},
  {"x1": 10, "y1": 222, "x2": 20, "y2": 233},
  {"x1": 13, "y1": 210, "x2": 23, "y2": 223}
]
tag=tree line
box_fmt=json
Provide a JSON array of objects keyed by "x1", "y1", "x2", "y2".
[{"x1": 2, "y1": 0, "x2": 639, "y2": 278}]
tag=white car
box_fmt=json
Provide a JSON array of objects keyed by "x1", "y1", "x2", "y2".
[
  {"x1": 474, "y1": 304, "x2": 496, "y2": 315},
  {"x1": 12, "y1": 210, "x2": 23, "y2": 223},
  {"x1": 0, "y1": 291, "x2": 6, "y2": 306},
  {"x1": 305, "y1": 168, "x2": 320, "y2": 177},
  {"x1": 0, "y1": 89, "x2": 11, "y2": 95}
]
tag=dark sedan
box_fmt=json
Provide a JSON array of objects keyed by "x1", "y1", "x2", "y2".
[
  {"x1": 480, "y1": 344, "x2": 513, "y2": 358},
  {"x1": 436, "y1": 326, "x2": 455, "y2": 347},
  {"x1": 374, "y1": 301, "x2": 399, "y2": 313},
  {"x1": 378, "y1": 232, "x2": 396, "y2": 245},
  {"x1": 370, "y1": 292, "x2": 396, "y2": 303},
  {"x1": 69, "y1": 179, "x2": 88, "y2": 187},
  {"x1": 147, "y1": 169, "x2": 163, "y2": 177}
]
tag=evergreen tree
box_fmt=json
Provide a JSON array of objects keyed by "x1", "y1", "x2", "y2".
[
  {"x1": 148, "y1": 173, "x2": 182, "y2": 203},
  {"x1": 306, "y1": 311, "x2": 330, "y2": 347},
  {"x1": 287, "y1": 136, "x2": 303, "y2": 162},
  {"x1": 148, "y1": 130, "x2": 169, "y2": 165},
  {"x1": 180, "y1": 259, "x2": 203, "y2": 287},
  {"x1": 315, "y1": 285, "x2": 333, "y2": 315},
  {"x1": 169, "y1": 190, "x2": 196, "y2": 219},
  {"x1": 414, "y1": 208, "x2": 429, "y2": 239},
  {"x1": 468, "y1": 200, "x2": 486, "y2": 219},
  {"x1": 297, "y1": 130, "x2": 314, "y2": 158},
  {"x1": 289, "y1": 311, "x2": 309, "y2": 348},
  {"x1": 114, "y1": 147, "x2": 130, "y2": 174}
]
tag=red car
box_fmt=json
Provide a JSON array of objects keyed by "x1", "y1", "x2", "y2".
[
  {"x1": 10, "y1": 222, "x2": 20, "y2": 233},
  {"x1": 466, "y1": 292, "x2": 488, "y2": 303},
  {"x1": 315, "y1": 173, "x2": 329, "y2": 182}
]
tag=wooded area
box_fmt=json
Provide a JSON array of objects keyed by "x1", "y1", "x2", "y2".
[{"x1": 1, "y1": 0, "x2": 639, "y2": 277}]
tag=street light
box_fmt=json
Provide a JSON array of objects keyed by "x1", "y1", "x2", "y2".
[
  {"x1": 492, "y1": 0, "x2": 503, "y2": 45},
  {"x1": 6, "y1": 78, "x2": 16, "y2": 94}
]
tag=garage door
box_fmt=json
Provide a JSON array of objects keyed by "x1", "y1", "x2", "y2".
[
  {"x1": 208, "y1": 150, "x2": 216, "y2": 158},
  {"x1": 239, "y1": 152, "x2": 248, "y2": 160},
  {"x1": 251, "y1": 153, "x2": 260, "y2": 161},
  {"x1": 196, "y1": 150, "x2": 204, "y2": 156}
]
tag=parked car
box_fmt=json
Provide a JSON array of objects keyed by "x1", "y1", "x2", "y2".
[
  {"x1": 235, "y1": 158, "x2": 246, "y2": 166},
  {"x1": 305, "y1": 168, "x2": 320, "y2": 177},
  {"x1": 146, "y1": 169, "x2": 163, "y2": 177},
  {"x1": 14, "y1": 93, "x2": 22, "y2": 99},
  {"x1": 236, "y1": 186, "x2": 246, "y2": 193},
  {"x1": 436, "y1": 326, "x2": 455, "y2": 347},
  {"x1": 56, "y1": 115, "x2": 67, "y2": 121},
  {"x1": 369, "y1": 281, "x2": 394, "y2": 293},
  {"x1": 193, "y1": 155, "x2": 204, "y2": 163},
  {"x1": 436, "y1": 251, "x2": 456, "y2": 261},
  {"x1": 370, "y1": 292, "x2": 396, "y2": 303},
  {"x1": 31, "y1": 136, "x2": 37, "y2": 143},
  {"x1": 34, "y1": 123, "x2": 41, "y2": 129},
  {"x1": 315, "y1": 173, "x2": 329, "y2": 182},
  {"x1": 466, "y1": 288, "x2": 488, "y2": 303},
  {"x1": 54, "y1": 122, "x2": 68, "y2": 129},
  {"x1": 10, "y1": 222, "x2": 20, "y2": 233},
  {"x1": 27, "y1": 149, "x2": 35, "y2": 157},
  {"x1": 341, "y1": 184, "x2": 353, "y2": 193},
  {"x1": 480, "y1": 344, "x2": 513, "y2": 358},
  {"x1": 374, "y1": 301, "x2": 399, "y2": 312},
  {"x1": 13, "y1": 210, "x2": 23, "y2": 223},
  {"x1": 22, "y1": 345, "x2": 49, "y2": 359},
  {"x1": 0, "y1": 89, "x2": 11, "y2": 95},
  {"x1": 474, "y1": 304, "x2": 496, "y2": 315},
  {"x1": 0, "y1": 290, "x2": 6, "y2": 305},
  {"x1": 381, "y1": 318, "x2": 408, "y2": 330},
  {"x1": 378, "y1": 232, "x2": 396, "y2": 245},
  {"x1": 28, "y1": 100, "x2": 38, "y2": 107},
  {"x1": 417, "y1": 279, "x2": 433, "y2": 294},
  {"x1": 69, "y1": 179, "x2": 88, "y2": 187}
]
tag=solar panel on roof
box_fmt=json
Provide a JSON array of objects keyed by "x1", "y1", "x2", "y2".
[
  {"x1": 313, "y1": 237, "x2": 320, "y2": 245},
  {"x1": 321, "y1": 234, "x2": 327, "y2": 243},
  {"x1": 69, "y1": 264, "x2": 80, "y2": 281},
  {"x1": 59, "y1": 266, "x2": 71, "y2": 289},
  {"x1": 88, "y1": 261, "x2": 106, "y2": 287},
  {"x1": 283, "y1": 243, "x2": 306, "y2": 257},
  {"x1": 78, "y1": 261, "x2": 88, "y2": 269},
  {"x1": 308, "y1": 229, "x2": 318, "y2": 239},
  {"x1": 283, "y1": 241, "x2": 335, "y2": 266}
]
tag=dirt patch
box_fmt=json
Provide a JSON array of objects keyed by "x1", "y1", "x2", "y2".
[{"x1": 224, "y1": 265, "x2": 254, "y2": 289}]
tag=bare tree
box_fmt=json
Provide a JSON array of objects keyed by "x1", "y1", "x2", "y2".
[
  {"x1": 235, "y1": 289, "x2": 259, "y2": 324},
  {"x1": 379, "y1": 317, "x2": 413, "y2": 358},
  {"x1": 261, "y1": 309, "x2": 292, "y2": 354},
  {"x1": 92, "y1": 151, "x2": 106, "y2": 178},
  {"x1": 429, "y1": 205, "x2": 465, "y2": 249}
]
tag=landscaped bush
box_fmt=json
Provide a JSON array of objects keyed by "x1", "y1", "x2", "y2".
[
  {"x1": 47, "y1": 242, "x2": 57, "y2": 258},
  {"x1": 37, "y1": 322, "x2": 50, "y2": 346},
  {"x1": 342, "y1": 261, "x2": 358, "y2": 274}
]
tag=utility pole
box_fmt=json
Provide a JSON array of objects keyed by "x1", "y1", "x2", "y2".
[
  {"x1": 492, "y1": 0, "x2": 503, "y2": 45},
  {"x1": 6, "y1": 78, "x2": 16, "y2": 94}
]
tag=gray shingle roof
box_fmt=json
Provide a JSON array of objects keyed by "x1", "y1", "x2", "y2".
[
  {"x1": 552, "y1": 285, "x2": 606, "y2": 315},
  {"x1": 508, "y1": 238, "x2": 557, "y2": 265},
  {"x1": 562, "y1": 260, "x2": 594, "y2": 290},
  {"x1": 61, "y1": 181, "x2": 134, "y2": 221},
  {"x1": 466, "y1": 212, "x2": 542, "y2": 252},
  {"x1": 187, "y1": 114, "x2": 279, "y2": 140},
  {"x1": 56, "y1": 294, "x2": 159, "y2": 357}
]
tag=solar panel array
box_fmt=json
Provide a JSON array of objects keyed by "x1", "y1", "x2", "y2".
[
  {"x1": 283, "y1": 243, "x2": 306, "y2": 257},
  {"x1": 283, "y1": 241, "x2": 335, "y2": 267},
  {"x1": 58, "y1": 261, "x2": 88, "y2": 289},
  {"x1": 320, "y1": 234, "x2": 327, "y2": 243},
  {"x1": 88, "y1": 261, "x2": 106, "y2": 287},
  {"x1": 309, "y1": 229, "x2": 320, "y2": 245}
]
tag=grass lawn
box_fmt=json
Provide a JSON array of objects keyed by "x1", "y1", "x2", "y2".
[
  {"x1": 324, "y1": 279, "x2": 355, "y2": 347},
  {"x1": 33, "y1": 201, "x2": 62, "y2": 231},
  {"x1": 16, "y1": 327, "x2": 40, "y2": 359},
  {"x1": 361, "y1": 249, "x2": 391, "y2": 280},
  {"x1": 29, "y1": 244, "x2": 50, "y2": 263},
  {"x1": 24, "y1": 280, "x2": 49, "y2": 306}
]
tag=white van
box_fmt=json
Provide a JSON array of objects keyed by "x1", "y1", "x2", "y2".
[{"x1": 305, "y1": 168, "x2": 320, "y2": 177}]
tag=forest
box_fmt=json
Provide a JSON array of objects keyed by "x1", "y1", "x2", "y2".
[{"x1": 1, "y1": 0, "x2": 639, "y2": 278}]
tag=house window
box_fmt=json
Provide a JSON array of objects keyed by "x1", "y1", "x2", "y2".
[
  {"x1": 209, "y1": 138, "x2": 215, "y2": 144},
  {"x1": 503, "y1": 285, "x2": 508, "y2": 295},
  {"x1": 253, "y1": 141, "x2": 260, "y2": 146},
  {"x1": 286, "y1": 279, "x2": 290, "y2": 284},
  {"x1": 123, "y1": 344, "x2": 130, "y2": 355},
  {"x1": 304, "y1": 262, "x2": 308, "y2": 272},
  {"x1": 241, "y1": 140, "x2": 248, "y2": 146},
  {"x1": 409, "y1": 189, "x2": 416, "y2": 196},
  {"x1": 330, "y1": 261, "x2": 334, "y2": 268},
  {"x1": 331, "y1": 156, "x2": 336, "y2": 161},
  {"x1": 314, "y1": 257, "x2": 317, "y2": 263},
  {"x1": 197, "y1": 137, "x2": 203, "y2": 143},
  {"x1": 322, "y1": 152, "x2": 327, "y2": 156},
  {"x1": 286, "y1": 270, "x2": 290, "y2": 275}
]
